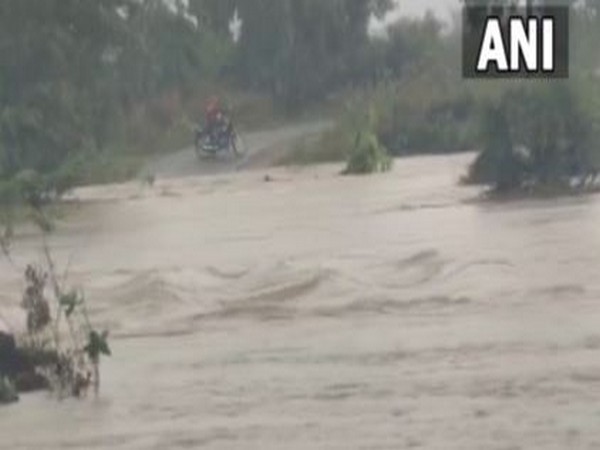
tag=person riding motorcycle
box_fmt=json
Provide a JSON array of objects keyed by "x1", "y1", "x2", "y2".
[
  {"x1": 204, "y1": 96, "x2": 230, "y2": 144},
  {"x1": 195, "y1": 96, "x2": 243, "y2": 156}
]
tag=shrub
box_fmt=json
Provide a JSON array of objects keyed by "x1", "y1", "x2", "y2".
[
  {"x1": 327, "y1": 65, "x2": 479, "y2": 161},
  {"x1": 467, "y1": 81, "x2": 599, "y2": 193},
  {"x1": 466, "y1": 102, "x2": 527, "y2": 191},
  {"x1": 0, "y1": 377, "x2": 18, "y2": 404},
  {"x1": 343, "y1": 128, "x2": 392, "y2": 175},
  {"x1": 19, "y1": 264, "x2": 111, "y2": 399},
  {"x1": 0, "y1": 182, "x2": 111, "y2": 401}
]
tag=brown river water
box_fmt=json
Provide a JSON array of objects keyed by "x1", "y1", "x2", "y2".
[{"x1": 1, "y1": 144, "x2": 600, "y2": 449}]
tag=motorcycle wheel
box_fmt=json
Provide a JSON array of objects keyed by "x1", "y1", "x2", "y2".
[{"x1": 195, "y1": 132, "x2": 217, "y2": 159}]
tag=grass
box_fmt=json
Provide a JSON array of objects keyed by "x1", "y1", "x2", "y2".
[
  {"x1": 50, "y1": 84, "x2": 281, "y2": 188},
  {"x1": 275, "y1": 130, "x2": 345, "y2": 166}
]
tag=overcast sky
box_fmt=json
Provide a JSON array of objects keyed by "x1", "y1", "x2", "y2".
[
  {"x1": 390, "y1": 0, "x2": 541, "y2": 21},
  {"x1": 369, "y1": 0, "x2": 460, "y2": 35},
  {"x1": 394, "y1": 0, "x2": 459, "y2": 22}
]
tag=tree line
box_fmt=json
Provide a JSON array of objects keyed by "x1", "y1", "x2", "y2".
[
  {"x1": 0, "y1": 0, "x2": 400, "y2": 194},
  {"x1": 3, "y1": 0, "x2": 600, "y2": 195}
]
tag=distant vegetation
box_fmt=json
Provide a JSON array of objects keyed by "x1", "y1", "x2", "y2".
[
  {"x1": 309, "y1": 2, "x2": 600, "y2": 192},
  {"x1": 464, "y1": 3, "x2": 600, "y2": 194},
  {"x1": 466, "y1": 82, "x2": 600, "y2": 193},
  {"x1": 2, "y1": 0, "x2": 600, "y2": 193},
  {"x1": 0, "y1": 0, "x2": 397, "y2": 195}
]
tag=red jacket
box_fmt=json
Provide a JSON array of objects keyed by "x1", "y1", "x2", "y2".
[{"x1": 205, "y1": 98, "x2": 221, "y2": 125}]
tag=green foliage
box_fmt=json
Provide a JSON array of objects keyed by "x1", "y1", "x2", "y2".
[
  {"x1": 344, "y1": 129, "x2": 392, "y2": 175},
  {"x1": 316, "y1": 18, "x2": 479, "y2": 163},
  {"x1": 343, "y1": 106, "x2": 392, "y2": 175},
  {"x1": 373, "y1": 13, "x2": 446, "y2": 79},
  {"x1": 320, "y1": 3, "x2": 600, "y2": 175},
  {"x1": 235, "y1": 0, "x2": 393, "y2": 109},
  {"x1": 84, "y1": 330, "x2": 111, "y2": 364},
  {"x1": 467, "y1": 101, "x2": 527, "y2": 191},
  {"x1": 188, "y1": 0, "x2": 237, "y2": 37},
  {"x1": 2, "y1": 0, "x2": 598, "y2": 193},
  {"x1": 468, "y1": 81, "x2": 600, "y2": 193},
  {"x1": 22, "y1": 266, "x2": 51, "y2": 334},
  {"x1": 59, "y1": 291, "x2": 84, "y2": 319},
  {"x1": 119, "y1": 1, "x2": 232, "y2": 97},
  {"x1": 0, "y1": 377, "x2": 18, "y2": 404},
  {"x1": 372, "y1": 76, "x2": 477, "y2": 155},
  {"x1": 0, "y1": 0, "x2": 235, "y2": 188},
  {"x1": 16, "y1": 262, "x2": 112, "y2": 398},
  {"x1": 0, "y1": 195, "x2": 112, "y2": 400},
  {"x1": 0, "y1": 0, "x2": 130, "y2": 178},
  {"x1": 276, "y1": 132, "x2": 345, "y2": 166}
]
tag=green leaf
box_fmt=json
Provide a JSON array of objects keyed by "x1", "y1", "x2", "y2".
[
  {"x1": 84, "y1": 330, "x2": 111, "y2": 363},
  {"x1": 59, "y1": 291, "x2": 83, "y2": 318}
]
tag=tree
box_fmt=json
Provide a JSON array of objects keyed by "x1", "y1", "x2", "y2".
[
  {"x1": 235, "y1": 0, "x2": 393, "y2": 109},
  {"x1": 468, "y1": 82, "x2": 599, "y2": 192},
  {"x1": 0, "y1": 0, "x2": 234, "y2": 192},
  {"x1": 188, "y1": 0, "x2": 237, "y2": 37},
  {"x1": 0, "y1": 0, "x2": 132, "y2": 181}
]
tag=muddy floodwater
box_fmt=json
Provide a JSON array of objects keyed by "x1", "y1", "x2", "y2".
[{"x1": 2, "y1": 150, "x2": 600, "y2": 449}]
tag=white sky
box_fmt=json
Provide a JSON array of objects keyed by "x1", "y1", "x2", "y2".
[
  {"x1": 384, "y1": 0, "x2": 550, "y2": 23},
  {"x1": 392, "y1": 0, "x2": 459, "y2": 22},
  {"x1": 369, "y1": 0, "x2": 460, "y2": 35}
]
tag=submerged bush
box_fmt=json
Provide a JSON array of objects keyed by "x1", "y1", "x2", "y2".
[
  {"x1": 325, "y1": 68, "x2": 479, "y2": 164},
  {"x1": 344, "y1": 129, "x2": 392, "y2": 175},
  {"x1": 467, "y1": 102, "x2": 527, "y2": 191},
  {"x1": 467, "y1": 82, "x2": 600, "y2": 193},
  {"x1": 342, "y1": 106, "x2": 392, "y2": 175}
]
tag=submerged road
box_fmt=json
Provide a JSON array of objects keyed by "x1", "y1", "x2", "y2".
[{"x1": 145, "y1": 121, "x2": 333, "y2": 179}]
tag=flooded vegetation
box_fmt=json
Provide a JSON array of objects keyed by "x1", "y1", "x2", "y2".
[{"x1": 3, "y1": 0, "x2": 600, "y2": 448}]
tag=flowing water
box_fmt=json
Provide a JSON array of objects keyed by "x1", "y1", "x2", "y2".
[{"x1": 2, "y1": 146, "x2": 600, "y2": 449}]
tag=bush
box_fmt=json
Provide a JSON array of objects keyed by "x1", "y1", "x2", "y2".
[
  {"x1": 0, "y1": 165, "x2": 81, "y2": 210},
  {"x1": 1, "y1": 180, "x2": 111, "y2": 402},
  {"x1": 0, "y1": 377, "x2": 18, "y2": 404},
  {"x1": 326, "y1": 63, "x2": 479, "y2": 161},
  {"x1": 467, "y1": 81, "x2": 599, "y2": 193},
  {"x1": 343, "y1": 129, "x2": 392, "y2": 175},
  {"x1": 19, "y1": 264, "x2": 111, "y2": 399},
  {"x1": 466, "y1": 102, "x2": 527, "y2": 191}
]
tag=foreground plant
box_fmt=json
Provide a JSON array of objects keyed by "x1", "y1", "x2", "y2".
[{"x1": 18, "y1": 264, "x2": 111, "y2": 399}]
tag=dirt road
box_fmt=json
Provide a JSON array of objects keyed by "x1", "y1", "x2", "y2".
[
  {"x1": 145, "y1": 121, "x2": 332, "y2": 179},
  {"x1": 2, "y1": 123, "x2": 600, "y2": 449}
]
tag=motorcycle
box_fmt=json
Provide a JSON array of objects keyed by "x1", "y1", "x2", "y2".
[{"x1": 194, "y1": 119, "x2": 245, "y2": 159}]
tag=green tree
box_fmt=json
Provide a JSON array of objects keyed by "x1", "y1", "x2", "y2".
[
  {"x1": 188, "y1": 0, "x2": 237, "y2": 37},
  {"x1": 0, "y1": 0, "x2": 234, "y2": 192},
  {"x1": 0, "y1": 0, "x2": 131, "y2": 181},
  {"x1": 468, "y1": 83, "x2": 598, "y2": 192},
  {"x1": 235, "y1": 0, "x2": 393, "y2": 109}
]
